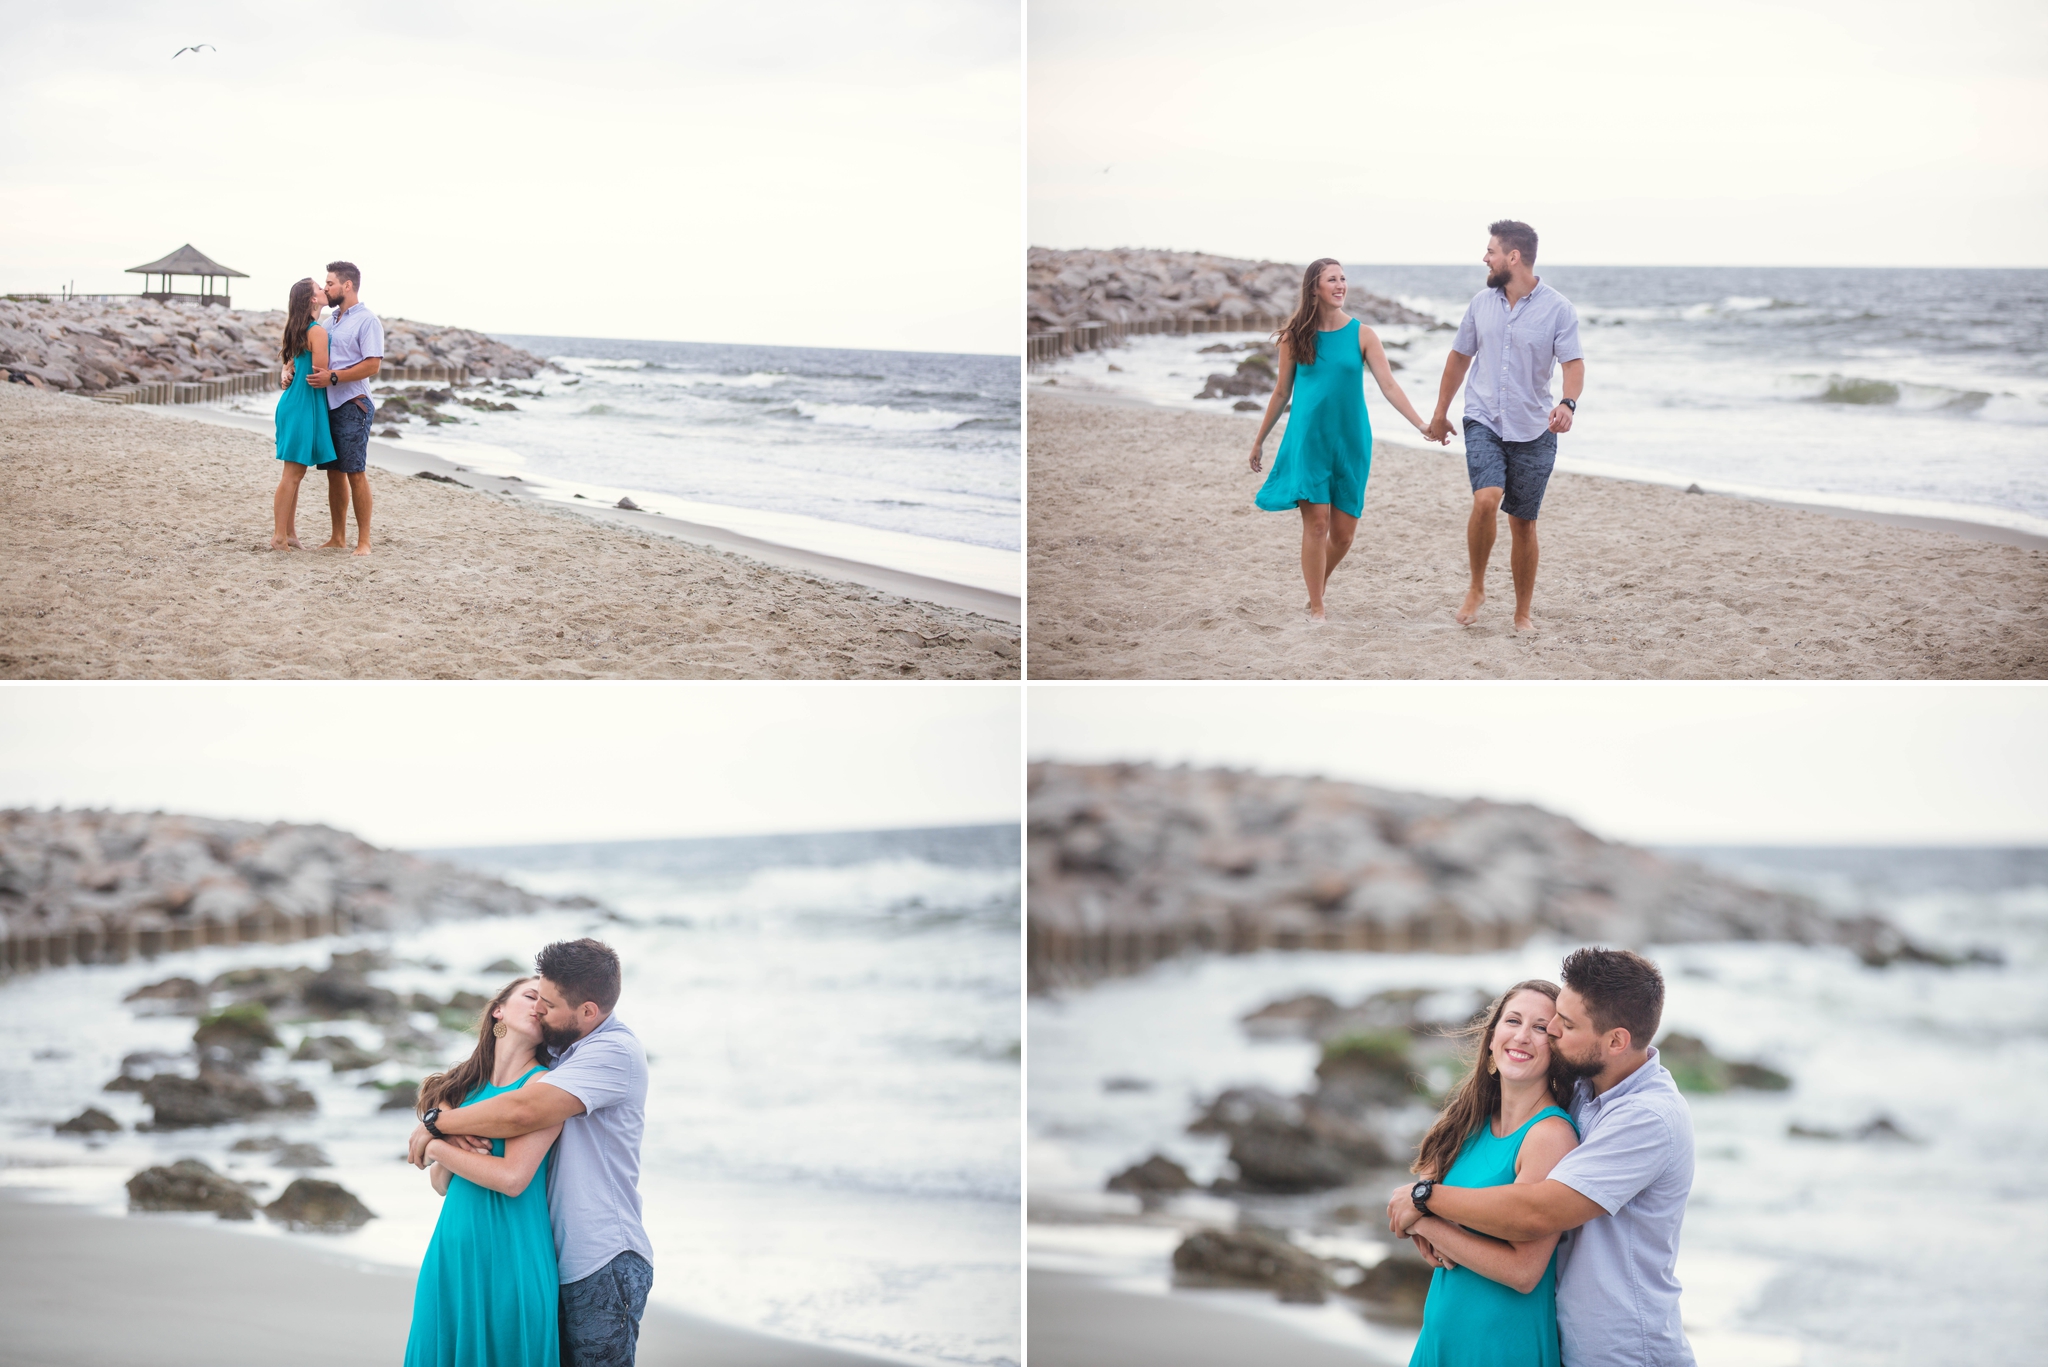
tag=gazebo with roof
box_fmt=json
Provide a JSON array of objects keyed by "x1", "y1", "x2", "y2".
[{"x1": 126, "y1": 244, "x2": 248, "y2": 308}]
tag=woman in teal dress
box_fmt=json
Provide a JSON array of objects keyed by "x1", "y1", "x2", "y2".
[
  {"x1": 406, "y1": 976, "x2": 564, "y2": 1367},
  {"x1": 269, "y1": 277, "x2": 337, "y2": 550},
  {"x1": 1403, "y1": 980, "x2": 1582, "y2": 1367},
  {"x1": 1247, "y1": 258, "x2": 1445, "y2": 622}
]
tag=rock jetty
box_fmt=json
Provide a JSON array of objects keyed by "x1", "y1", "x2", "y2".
[
  {"x1": 1029, "y1": 247, "x2": 1441, "y2": 332},
  {"x1": 0, "y1": 297, "x2": 548, "y2": 395},
  {"x1": 0, "y1": 808, "x2": 594, "y2": 976},
  {"x1": 1028, "y1": 762, "x2": 1933, "y2": 989}
]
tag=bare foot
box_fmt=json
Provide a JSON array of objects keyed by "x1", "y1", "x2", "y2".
[
  {"x1": 287, "y1": 535, "x2": 302, "y2": 550},
  {"x1": 352, "y1": 539, "x2": 372, "y2": 557},
  {"x1": 318, "y1": 536, "x2": 347, "y2": 550},
  {"x1": 268, "y1": 535, "x2": 292, "y2": 551},
  {"x1": 1514, "y1": 613, "x2": 1536, "y2": 633},
  {"x1": 1455, "y1": 587, "x2": 1485, "y2": 626},
  {"x1": 1307, "y1": 606, "x2": 1326, "y2": 625}
]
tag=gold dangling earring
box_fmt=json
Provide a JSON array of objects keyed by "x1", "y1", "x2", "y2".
[
  {"x1": 1486, "y1": 1055, "x2": 1498, "y2": 1075},
  {"x1": 493, "y1": 1021, "x2": 508, "y2": 1039}
]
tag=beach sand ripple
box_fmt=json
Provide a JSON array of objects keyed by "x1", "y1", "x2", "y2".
[
  {"x1": 1027, "y1": 391, "x2": 2047, "y2": 678},
  {"x1": 0, "y1": 386, "x2": 1018, "y2": 679}
]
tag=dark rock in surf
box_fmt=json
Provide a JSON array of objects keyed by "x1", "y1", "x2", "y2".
[
  {"x1": 292, "y1": 1033, "x2": 381, "y2": 1071},
  {"x1": 1190, "y1": 1087, "x2": 1390, "y2": 1192},
  {"x1": 127, "y1": 1159, "x2": 256, "y2": 1219},
  {"x1": 1172, "y1": 1227, "x2": 1331, "y2": 1304},
  {"x1": 141, "y1": 1069, "x2": 316, "y2": 1129},
  {"x1": 193, "y1": 1002, "x2": 282, "y2": 1061},
  {"x1": 123, "y1": 976, "x2": 206, "y2": 1015},
  {"x1": 1106, "y1": 1154, "x2": 1194, "y2": 1196},
  {"x1": 374, "y1": 1079, "x2": 422, "y2": 1111},
  {"x1": 274, "y1": 1142, "x2": 332, "y2": 1168},
  {"x1": 56, "y1": 1106, "x2": 121, "y2": 1134},
  {"x1": 1348, "y1": 1245, "x2": 1434, "y2": 1324},
  {"x1": 264, "y1": 1177, "x2": 375, "y2": 1232},
  {"x1": 615, "y1": 496, "x2": 642, "y2": 511},
  {"x1": 1656, "y1": 1033, "x2": 1791, "y2": 1093}
]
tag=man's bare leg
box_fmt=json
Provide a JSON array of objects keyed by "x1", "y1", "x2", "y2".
[
  {"x1": 348, "y1": 472, "x2": 373, "y2": 555},
  {"x1": 271, "y1": 465, "x2": 307, "y2": 550},
  {"x1": 320, "y1": 470, "x2": 349, "y2": 548},
  {"x1": 1508, "y1": 514, "x2": 1538, "y2": 630},
  {"x1": 1299, "y1": 502, "x2": 1332, "y2": 620},
  {"x1": 1458, "y1": 487, "x2": 1503, "y2": 625}
]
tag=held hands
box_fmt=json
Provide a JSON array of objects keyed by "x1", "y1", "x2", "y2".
[
  {"x1": 1422, "y1": 414, "x2": 1455, "y2": 445},
  {"x1": 1548, "y1": 403, "x2": 1574, "y2": 434}
]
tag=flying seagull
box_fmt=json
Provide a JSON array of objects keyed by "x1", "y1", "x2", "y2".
[{"x1": 172, "y1": 44, "x2": 216, "y2": 58}]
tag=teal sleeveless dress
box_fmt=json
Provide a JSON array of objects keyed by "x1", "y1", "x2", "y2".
[
  {"x1": 275, "y1": 323, "x2": 338, "y2": 467},
  {"x1": 1409, "y1": 1105, "x2": 1580, "y2": 1367},
  {"x1": 1254, "y1": 316, "x2": 1372, "y2": 518},
  {"x1": 403, "y1": 1066, "x2": 559, "y2": 1367}
]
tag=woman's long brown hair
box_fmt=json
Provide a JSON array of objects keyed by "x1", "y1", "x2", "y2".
[
  {"x1": 418, "y1": 976, "x2": 543, "y2": 1116},
  {"x1": 1410, "y1": 979, "x2": 1575, "y2": 1181},
  {"x1": 281, "y1": 278, "x2": 320, "y2": 366},
  {"x1": 1276, "y1": 257, "x2": 1343, "y2": 370}
]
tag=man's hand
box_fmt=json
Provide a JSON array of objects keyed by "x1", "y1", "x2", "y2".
[
  {"x1": 1547, "y1": 404, "x2": 1574, "y2": 434},
  {"x1": 1424, "y1": 414, "x2": 1454, "y2": 444},
  {"x1": 310, "y1": 367, "x2": 333, "y2": 388},
  {"x1": 1387, "y1": 1181, "x2": 1424, "y2": 1236}
]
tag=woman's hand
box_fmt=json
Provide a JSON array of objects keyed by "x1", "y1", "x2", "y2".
[
  {"x1": 1412, "y1": 1232, "x2": 1457, "y2": 1270},
  {"x1": 1249, "y1": 439, "x2": 1264, "y2": 473}
]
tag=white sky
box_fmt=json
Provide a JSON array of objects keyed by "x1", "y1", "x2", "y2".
[
  {"x1": 1028, "y1": 684, "x2": 2048, "y2": 845},
  {"x1": 1031, "y1": 0, "x2": 2048, "y2": 267},
  {"x1": 0, "y1": 1, "x2": 1020, "y2": 354},
  {"x1": 0, "y1": 684, "x2": 1021, "y2": 849}
]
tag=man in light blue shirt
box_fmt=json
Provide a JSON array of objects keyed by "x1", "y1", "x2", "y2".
[
  {"x1": 1389, "y1": 947, "x2": 1697, "y2": 1367},
  {"x1": 309, "y1": 261, "x2": 382, "y2": 555},
  {"x1": 1423, "y1": 221, "x2": 1585, "y2": 633},
  {"x1": 409, "y1": 939, "x2": 654, "y2": 1367}
]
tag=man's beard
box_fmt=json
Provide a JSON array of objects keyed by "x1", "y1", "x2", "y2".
[
  {"x1": 539, "y1": 1017, "x2": 587, "y2": 1053},
  {"x1": 1551, "y1": 1039, "x2": 1605, "y2": 1082},
  {"x1": 1486, "y1": 267, "x2": 1511, "y2": 290}
]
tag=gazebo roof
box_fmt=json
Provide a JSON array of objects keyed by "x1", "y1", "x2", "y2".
[{"x1": 126, "y1": 244, "x2": 248, "y2": 278}]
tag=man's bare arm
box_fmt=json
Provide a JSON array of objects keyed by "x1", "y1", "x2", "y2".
[
  {"x1": 1397, "y1": 1178, "x2": 1605, "y2": 1243},
  {"x1": 407, "y1": 1081, "x2": 585, "y2": 1166}
]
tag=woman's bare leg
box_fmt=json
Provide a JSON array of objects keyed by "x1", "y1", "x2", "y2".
[
  {"x1": 1323, "y1": 509, "x2": 1359, "y2": 594},
  {"x1": 271, "y1": 465, "x2": 307, "y2": 549},
  {"x1": 1299, "y1": 502, "x2": 1333, "y2": 619}
]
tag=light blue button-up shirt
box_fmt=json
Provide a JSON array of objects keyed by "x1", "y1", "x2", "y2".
[
  {"x1": 1451, "y1": 281, "x2": 1583, "y2": 442},
  {"x1": 1548, "y1": 1046, "x2": 1697, "y2": 1367},
  {"x1": 323, "y1": 301, "x2": 383, "y2": 416},
  {"x1": 541, "y1": 1012, "x2": 654, "y2": 1283}
]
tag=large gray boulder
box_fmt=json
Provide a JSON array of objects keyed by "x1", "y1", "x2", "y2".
[
  {"x1": 264, "y1": 1178, "x2": 374, "y2": 1232},
  {"x1": 127, "y1": 1159, "x2": 256, "y2": 1219}
]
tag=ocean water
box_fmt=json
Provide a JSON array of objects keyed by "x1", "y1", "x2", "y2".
[
  {"x1": 0, "y1": 825, "x2": 1021, "y2": 1367},
  {"x1": 230, "y1": 335, "x2": 1021, "y2": 592},
  {"x1": 1027, "y1": 848, "x2": 2048, "y2": 1367},
  {"x1": 1040, "y1": 266, "x2": 2048, "y2": 537}
]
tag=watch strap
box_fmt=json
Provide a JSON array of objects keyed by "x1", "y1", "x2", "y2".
[
  {"x1": 421, "y1": 1108, "x2": 446, "y2": 1141},
  {"x1": 1560, "y1": 397, "x2": 1576, "y2": 411}
]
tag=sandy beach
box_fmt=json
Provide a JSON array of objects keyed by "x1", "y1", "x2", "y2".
[
  {"x1": 0, "y1": 1192, "x2": 895, "y2": 1367},
  {"x1": 0, "y1": 385, "x2": 1018, "y2": 679},
  {"x1": 1027, "y1": 388, "x2": 2048, "y2": 678},
  {"x1": 1031, "y1": 1270, "x2": 1402, "y2": 1367}
]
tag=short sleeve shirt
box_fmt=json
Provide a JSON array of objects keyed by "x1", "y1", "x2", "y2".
[
  {"x1": 1548, "y1": 1047, "x2": 1697, "y2": 1367},
  {"x1": 1450, "y1": 281, "x2": 1583, "y2": 442},
  {"x1": 323, "y1": 302, "x2": 384, "y2": 415},
  {"x1": 539, "y1": 1013, "x2": 654, "y2": 1282}
]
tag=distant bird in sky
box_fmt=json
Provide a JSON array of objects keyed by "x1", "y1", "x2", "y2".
[{"x1": 172, "y1": 44, "x2": 216, "y2": 58}]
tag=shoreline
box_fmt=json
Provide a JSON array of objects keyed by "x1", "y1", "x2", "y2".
[
  {"x1": 1032, "y1": 381, "x2": 2048, "y2": 553},
  {"x1": 0, "y1": 1188, "x2": 898, "y2": 1367},
  {"x1": 151, "y1": 403, "x2": 1020, "y2": 623},
  {"x1": 1026, "y1": 389, "x2": 2048, "y2": 679}
]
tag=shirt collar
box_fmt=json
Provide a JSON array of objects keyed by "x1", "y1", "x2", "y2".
[
  {"x1": 555, "y1": 1011, "x2": 619, "y2": 1062},
  {"x1": 1583, "y1": 1045, "x2": 1663, "y2": 1109},
  {"x1": 1495, "y1": 280, "x2": 1546, "y2": 309}
]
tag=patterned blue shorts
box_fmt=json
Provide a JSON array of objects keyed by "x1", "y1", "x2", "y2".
[
  {"x1": 326, "y1": 397, "x2": 372, "y2": 474},
  {"x1": 560, "y1": 1250, "x2": 652, "y2": 1367},
  {"x1": 1464, "y1": 419, "x2": 1558, "y2": 520}
]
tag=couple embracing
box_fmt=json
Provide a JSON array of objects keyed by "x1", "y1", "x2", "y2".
[
  {"x1": 1389, "y1": 947, "x2": 1695, "y2": 1367},
  {"x1": 400, "y1": 938, "x2": 654, "y2": 1367},
  {"x1": 1249, "y1": 220, "x2": 1585, "y2": 630},
  {"x1": 270, "y1": 261, "x2": 383, "y2": 555}
]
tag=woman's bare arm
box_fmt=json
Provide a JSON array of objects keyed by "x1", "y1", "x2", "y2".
[
  {"x1": 310, "y1": 326, "x2": 328, "y2": 377},
  {"x1": 430, "y1": 1161, "x2": 451, "y2": 1197},
  {"x1": 1248, "y1": 338, "x2": 1298, "y2": 471},
  {"x1": 1410, "y1": 1116, "x2": 1579, "y2": 1295},
  {"x1": 423, "y1": 1123, "x2": 561, "y2": 1198},
  {"x1": 1362, "y1": 327, "x2": 1440, "y2": 440}
]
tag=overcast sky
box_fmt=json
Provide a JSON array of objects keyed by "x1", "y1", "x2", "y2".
[
  {"x1": 0, "y1": 685, "x2": 1021, "y2": 849},
  {"x1": 1, "y1": 1, "x2": 1019, "y2": 354},
  {"x1": 1029, "y1": 685, "x2": 2048, "y2": 845},
  {"x1": 1032, "y1": 0, "x2": 2047, "y2": 267}
]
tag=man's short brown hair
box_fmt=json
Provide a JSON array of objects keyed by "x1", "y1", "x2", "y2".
[
  {"x1": 1560, "y1": 946, "x2": 1664, "y2": 1049},
  {"x1": 326, "y1": 260, "x2": 361, "y2": 290},
  {"x1": 1488, "y1": 220, "x2": 1538, "y2": 266},
  {"x1": 536, "y1": 937, "x2": 621, "y2": 1012}
]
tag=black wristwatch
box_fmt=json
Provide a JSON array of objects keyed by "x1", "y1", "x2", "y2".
[
  {"x1": 1411, "y1": 1178, "x2": 1435, "y2": 1214},
  {"x1": 1559, "y1": 397, "x2": 1576, "y2": 412},
  {"x1": 422, "y1": 1107, "x2": 446, "y2": 1141}
]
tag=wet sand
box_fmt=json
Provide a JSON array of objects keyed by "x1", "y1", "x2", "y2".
[
  {"x1": 1030, "y1": 1270, "x2": 1402, "y2": 1367},
  {"x1": 1027, "y1": 389, "x2": 2048, "y2": 679},
  {"x1": 0, "y1": 1192, "x2": 895, "y2": 1367},
  {"x1": 0, "y1": 385, "x2": 1018, "y2": 679}
]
